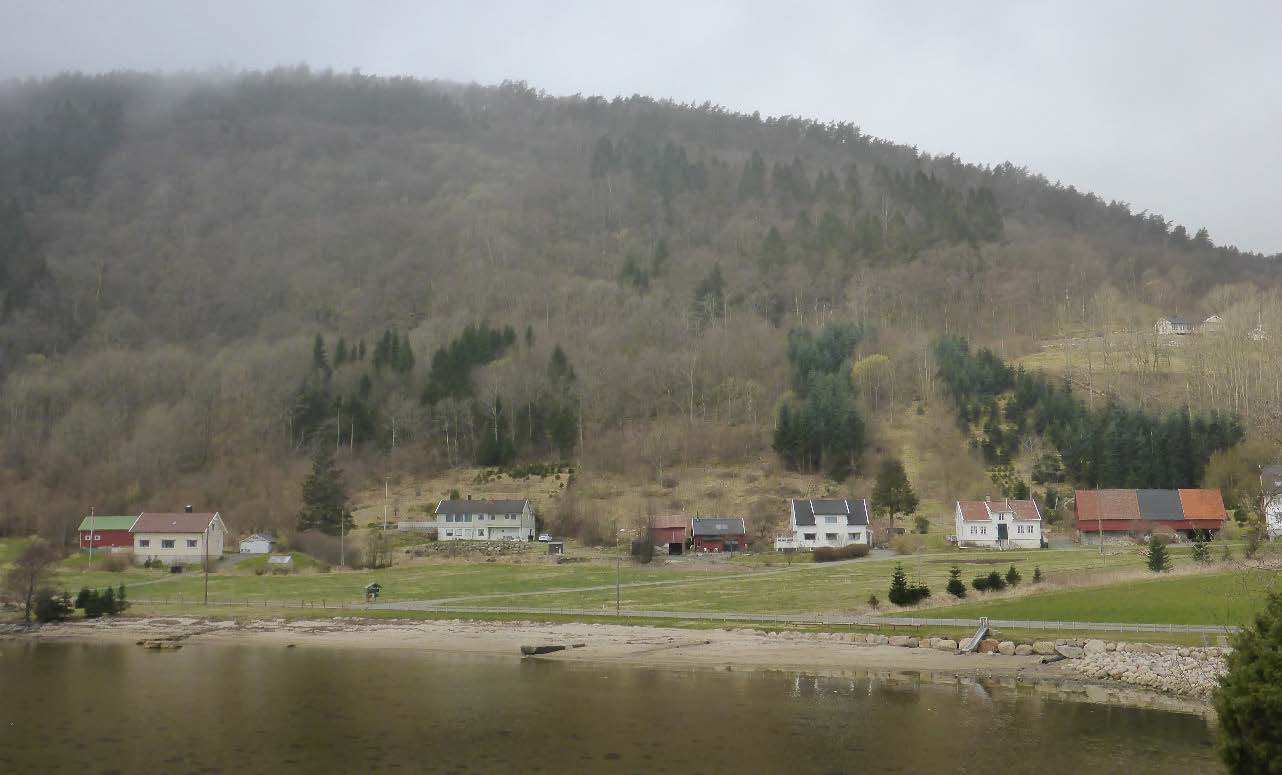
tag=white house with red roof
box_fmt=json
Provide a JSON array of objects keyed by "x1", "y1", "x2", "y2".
[{"x1": 954, "y1": 497, "x2": 1042, "y2": 549}]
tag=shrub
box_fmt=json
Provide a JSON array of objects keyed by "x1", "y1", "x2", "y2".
[
  {"x1": 890, "y1": 534, "x2": 927, "y2": 555},
  {"x1": 888, "y1": 563, "x2": 931, "y2": 606},
  {"x1": 75, "y1": 584, "x2": 129, "y2": 618},
  {"x1": 913, "y1": 515, "x2": 930, "y2": 534},
  {"x1": 34, "y1": 588, "x2": 73, "y2": 623},
  {"x1": 867, "y1": 593, "x2": 880, "y2": 612},
  {"x1": 1004, "y1": 565, "x2": 1022, "y2": 587},
  {"x1": 945, "y1": 566, "x2": 966, "y2": 598},
  {"x1": 813, "y1": 544, "x2": 870, "y2": 562},
  {"x1": 1032, "y1": 566, "x2": 1043, "y2": 583},
  {"x1": 973, "y1": 570, "x2": 1007, "y2": 593},
  {"x1": 95, "y1": 554, "x2": 129, "y2": 573}
]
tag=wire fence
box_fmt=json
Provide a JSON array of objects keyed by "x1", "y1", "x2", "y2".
[{"x1": 132, "y1": 597, "x2": 1240, "y2": 634}]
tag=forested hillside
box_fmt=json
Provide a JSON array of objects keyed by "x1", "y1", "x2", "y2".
[{"x1": 0, "y1": 68, "x2": 1278, "y2": 540}]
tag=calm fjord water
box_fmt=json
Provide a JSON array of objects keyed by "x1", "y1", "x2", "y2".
[{"x1": 0, "y1": 640, "x2": 1220, "y2": 774}]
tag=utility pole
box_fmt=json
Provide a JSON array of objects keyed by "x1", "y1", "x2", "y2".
[
  {"x1": 383, "y1": 477, "x2": 389, "y2": 531},
  {"x1": 203, "y1": 517, "x2": 210, "y2": 605},
  {"x1": 340, "y1": 507, "x2": 346, "y2": 567},
  {"x1": 87, "y1": 506, "x2": 96, "y2": 568}
]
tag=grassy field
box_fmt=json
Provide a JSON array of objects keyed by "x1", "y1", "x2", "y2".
[
  {"x1": 441, "y1": 547, "x2": 1182, "y2": 615},
  {"x1": 901, "y1": 570, "x2": 1276, "y2": 627}
]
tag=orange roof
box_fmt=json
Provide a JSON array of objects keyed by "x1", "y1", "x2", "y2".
[
  {"x1": 957, "y1": 501, "x2": 989, "y2": 521},
  {"x1": 1177, "y1": 489, "x2": 1227, "y2": 521},
  {"x1": 1075, "y1": 489, "x2": 1140, "y2": 521},
  {"x1": 649, "y1": 514, "x2": 689, "y2": 530}
]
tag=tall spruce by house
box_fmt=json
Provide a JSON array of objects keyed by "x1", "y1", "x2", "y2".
[
  {"x1": 872, "y1": 458, "x2": 919, "y2": 537},
  {"x1": 297, "y1": 443, "x2": 353, "y2": 536}
]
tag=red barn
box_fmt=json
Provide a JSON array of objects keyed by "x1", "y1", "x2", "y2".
[
  {"x1": 691, "y1": 517, "x2": 749, "y2": 553},
  {"x1": 649, "y1": 514, "x2": 689, "y2": 555},
  {"x1": 77, "y1": 515, "x2": 139, "y2": 550},
  {"x1": 1074, "y1": 489, "x2": 1226, "y2": 541}
]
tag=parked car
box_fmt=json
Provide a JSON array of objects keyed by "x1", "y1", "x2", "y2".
[
  {"x1": 537, "y1": 533, "x2": 552, "y2": 542},
  {"x1": 945, "y1": 534, "x2": 958, "y2": 544}
]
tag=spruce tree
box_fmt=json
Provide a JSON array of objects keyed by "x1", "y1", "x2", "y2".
[
  {"x1": 1191, "y1": 533, "x2": 1211, "y2": 564},
  {"x1": 946, "y1": 565, "x2": 967, "y2": 598},
  {"x1": 334, "y1": 337, "x2": 348, "y2": 366},
  {"x1": 872, "y1": 458, "x2": 918, "y2": 538},
  {"x1": 1215, "y1": 591, "x2": 1282, "y2": 772},
  {"x1": 1004, "y1": 565, "x2": 1022, "y2": 587},
  {"x1": 760, "y1": 226, "x2": 787, "y2": 270},
  {"x1": 312, "y1": 334, "x2": 330, "y2": 375},
  {"x1": 888, "y1": 563, "x2": 911, "y2": 606},
  {"x1": 1032, "y1": 566, "x2": 1043, "y2": 584},
  {"x1": 296, "y1": 443, "x2": 353, "y2": 536},
  {"x1": 1146, "y1": 535, "x2": 1172, "y2": 573}
]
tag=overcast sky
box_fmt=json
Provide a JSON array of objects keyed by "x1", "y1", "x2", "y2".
[{"x1": 2, "y1": 0, "x2": 1279, "y2": 253}]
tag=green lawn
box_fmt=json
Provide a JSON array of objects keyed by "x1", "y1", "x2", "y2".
[
  {"x1": 901, "y1": 570, "x2": 1275, "y2": 627},
  {"x1": 447, "y1": 547, "x2": 1168, "y2": 615}
]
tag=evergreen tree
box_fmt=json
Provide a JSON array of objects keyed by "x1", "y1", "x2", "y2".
[
  {"x1": 312, "y1": 333, "x2": 330, "y2": 375},
  {"x1": 872, "y1": 458, "x2": 918, "y2": 537},
  {"x1": 589, "y1": 135, "x2": 615, "y2": 179},
  {"x1": 737, "y1": 150, "x2": 767, "y2": 200},
  {"x1": 866, "y1": 592, "x2": 879, "y2": 612},
  {"x1": 357, "y1": 339, "x2": 366, "y2": 360},
  {"x1": 1214, "y1": 591, "x2": 1282, "y2": 773},
  {"x1": 946, "y1": 565, "x2": 967, "y2": 598},
  {"x1": 651, "y1": 238, "x2": 670, "y2": 275},
  {"x1": 1191, "y1": 533, "x2": 1211, "y2": 564},
  {"x1": 692, "y1": 263, "x2": 725, "y2": 323},
  {"x1": 116, "y1": 583, "x2": 128, "y2": 613},
  {"x1": 334, "y1": 337, "x2": 348, "y2": 366},
  {"x1": 296, "y1": 443, "x2": 353, "y2": 536},
  {"x1": 888, "y1": 563, "x2": 912, "y2": 606},
  {"x1": 1032, "y1": 566, "x2": 1043, "y2": 584},
  {"x1": 524, "y1": 324, "x2": 534, "y2": 350},
  {"x1": 1146, "y1": 535, "x2": 1172, "y2": 573},
  {"x1": 1004, "y1": 565, "x2": 1022, "y2": 587},
  {"x1": 760, "y1": 226, "x2": 787, "y2": 270}
]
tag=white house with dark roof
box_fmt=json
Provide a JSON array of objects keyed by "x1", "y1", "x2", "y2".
[
  {"x1": 777, "y1": 498, "x2": 871, "y2": 551},
  {"x1": 432, "y1": 498, "x2": 535, "y2": 541},
  {"x1": 1155, "y1": 316, "x2": 1193, "y2": 335},
  {"x1": 954, "y1": 497, "x2": 1042, "y2": 549}
]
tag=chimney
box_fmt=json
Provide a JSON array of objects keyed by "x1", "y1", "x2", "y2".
[
  {"x1": 185, "y1": 505, "x2": 193, "y2": 513},
  {"x1": 984, "y1": 495, "x2": 991, "y2": 503}
]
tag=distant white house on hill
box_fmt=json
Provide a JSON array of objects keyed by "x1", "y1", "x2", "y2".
[
  {"x1": 1261, "y1": 465, "x2": 1282, "y2": 540},
  {"x1": 239, "y1": 534, "x2": 276, "y2": 554},
  {"x1": 1155, "y1": 316, "x2": 1193, "y2": 335},
  {"x1": 1200, "y1": 314, "x2": 1224, "y2": 333},
  {"x1": 953, "y1": 497, "x2": 1043, "y2": 549},
  {"x1": 429, "y1": 498, "x2": 535, "y2": 541},
  {"x1": 776, "y1": 498, "x2": 871, "y2": 551}
]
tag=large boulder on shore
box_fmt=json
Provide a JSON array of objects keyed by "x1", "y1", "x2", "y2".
[
  {"x1": 1055, "y1": 645, "x2": 1085, "y2": 659},
  {"x1": 934, "y1": 639, "x2": 959, "y2": 652},
  {"x1": 1084, "y1": 639, "x2": 1108, "y2": 655},
  {"x1": 978, "y1": 639, "x2": 1001, "y2": 654},
  {"x1": 888, "y1": 635, "x2": 912, "y2": 647},
  {"x1": 1032, "y1": 641, "x2": 1058, "y2": 656},
  {"x1": 1014, "y1": 644, "x2": 1034, "y2": 656},
  {"x1": 997, "y1": 641, "x2": 1016, "y2": 656}
]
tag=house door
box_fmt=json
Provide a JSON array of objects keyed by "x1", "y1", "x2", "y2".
[{"x1": 997, "y1": 524, "x2": 1008, "y2": 541}]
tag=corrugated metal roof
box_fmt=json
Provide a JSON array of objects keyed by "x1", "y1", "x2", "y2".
[
  {"x1": 76, "y1": 515, "x2": 139, "y2": 532},
  {"x1": 1136, "y1": 489, "x2": 1184, "y2": 521},
  {"x1": 692, "y1": 517, "x2": 746, "y2": 536},
  {"x1": 132, "y1": 513, "x2": 221, "y2": 534},
  {"x1": 435, "y1": 499, "x2": 528, "y2": 515}
]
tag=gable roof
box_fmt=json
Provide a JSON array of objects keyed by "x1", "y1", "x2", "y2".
[
  {"x1": 1075, "y1": 489, "x2": 1141, "y2": 522},
  {"x1": 791, "y1": 499, "x2": 869, "y2": 527},
  {"x1": 76, "y1": 515, "x2": 139, "y2": 532},
  {"x1": 956, "y1": 499, "x2": 1041, "y2": 522},
  {"x1": 240, "y1": 533, "x2": 276, "y2": 543},
  {"x1": 132, "y1": 512, "x2": 222, "y2": 534},
  {"x1": 649, "y1": 514, "x2": 689, "y2": 530},
  {"x1": 691, "y1": 517, "x2": 746, "y2": 536},
  {"x1": 435, "y1": 499, "x2": 528, "y2": 515},
  {"x1": 1137, "y1": 489, "x2": 1184, "y2": 521},
  {"x1": 1177, "y1": 489, "x2": 1228, "y2": 521},
  {"x1": 1160, "y1": 316, "x2": 1190, "y2": 326}
]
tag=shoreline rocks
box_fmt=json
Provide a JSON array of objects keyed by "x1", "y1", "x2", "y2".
[{"x1": 1062, "y1": 645, "x2": 1229, "y2": 698}]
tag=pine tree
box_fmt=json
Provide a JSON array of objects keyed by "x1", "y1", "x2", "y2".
[
  {"x1": 737, "y1": 150, "x2": 766, "y2": 200},
  {"x1": 312, "y1": 334, "x2": 330, "y2": 375},
  {"x1": 1215, "y1": 592, "x2": 1282, "y2": 772},
  {"x1": 296, "y1": 443, "x2": 353, "y2": 536},
  {"x1": 116, "y1": 583, "x2": 128, "y2": 613},
  {"x1": 946, "y1": 565, "x2": 967, "y2": 598},
  {"x1": 760, "y1": 226, "x2": 787, "y2": 270},
  {"x1": 1032, "y1": 566, "x2": 1043, "y2": 584},
  {"x1": 1146, "y1": 535, "x2": 1172, "y2": 573},
  {"x1": 334, "y1": 337, "x2": 348, "y2": 366},
  {"x1": 872, "y1": 458, "x2": 918, "y2": 538},
  {"x1": 888, "y1": 563, "x2": 912, "y2": 606},
  {"x1": 1191, "y1": 533, "x2": 1211, "y2": 564},
  {"x1": 1005, "y1": 565, "x2": 1022, "y2": 587}
]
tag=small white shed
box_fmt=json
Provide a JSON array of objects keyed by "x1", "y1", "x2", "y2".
[{"x1": 239, "y1": 534, "x2": 276, "y2": 554}]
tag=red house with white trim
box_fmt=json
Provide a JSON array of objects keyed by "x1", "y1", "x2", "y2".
[{"x1": 77, "y1": 515, "x2": 140, "y2": 550}]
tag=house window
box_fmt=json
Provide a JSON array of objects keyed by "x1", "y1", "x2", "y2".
[
  {"x1": 445, "y1": 530, "x2": 453, "y2": 537},
  {"x1": 848, "y1": 533, "x2": 860, "y2": 541},
  {"x1": 824, "y1": 516, "x2": 839, "y2": 524},
  {"x1": 139, "y1": 539, "x2": 150, "y2": 548},
  {"x1": 187, "y1": 539, "x2": 198, "y2": 548},
  {"x1": 803, "y1": 533, "x2": 816, "y2": 541},
  {"x1": 825, "y1": 533, "x2": 838, "y2": 541},
  {"x1": 161, "y1": 539, "x2": 175, "y2": 549}
]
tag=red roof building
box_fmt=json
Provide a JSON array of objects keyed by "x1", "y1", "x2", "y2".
[
  {"x1": 1074, "y1": 489, "x2": 1225, "y2": 539},
  {"x1": 649, "y1": 514, "x2": 689, "y2": 555}
]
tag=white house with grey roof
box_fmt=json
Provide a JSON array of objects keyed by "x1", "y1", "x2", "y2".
[
  {"x1": 776, "y1": 498, "x2": 871, "y2": 551},
  {"x1": 431, "y1": 498, "x2": 535, "y2": 541}
]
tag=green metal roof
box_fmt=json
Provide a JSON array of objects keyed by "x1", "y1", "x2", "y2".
[{"x1": 76, "y1": 515, "x2": 138, "y2": 532}]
